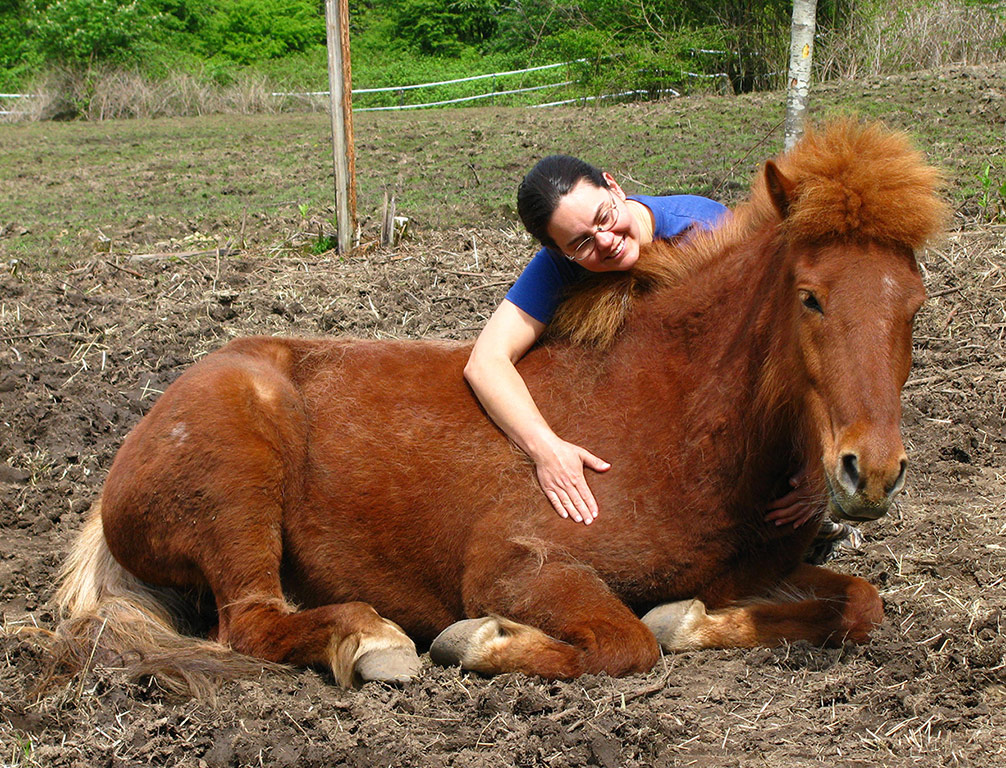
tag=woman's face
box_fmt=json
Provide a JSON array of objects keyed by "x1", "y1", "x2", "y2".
[{"x1": 545, "y1": 172, "x2": 640, "y2": 272}]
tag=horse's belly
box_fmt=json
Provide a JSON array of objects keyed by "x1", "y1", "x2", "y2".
[
  {"x1": 279, "y1": 499, "x2": 469, "y2": 641},
  {"x1": 279, "y1": 457, "x2": 516, "y2": 641}
]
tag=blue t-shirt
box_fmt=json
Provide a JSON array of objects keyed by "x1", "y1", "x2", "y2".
[{"x1": 505, "y1": 194, "x2": 727, "y2": 324}]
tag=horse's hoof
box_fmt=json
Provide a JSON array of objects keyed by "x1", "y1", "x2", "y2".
[
  {"x1": 355, "y1": 647, "x2": 422, "y2": 684},
  {"x1": 429, "y1": 617, "x2": 499, "y2": 667},
  {"x1": 642, "y1": 599, "x2": 707, "y2": 651},
  {"x1": 805, "y1": 521, "x2": 865, "y2": 564}
]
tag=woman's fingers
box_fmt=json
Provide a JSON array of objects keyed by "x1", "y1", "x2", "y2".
[
  {"x1": 547, "y1": 489, "x2": 587, "y2": 527},
  {"x1": 546, "y1": 476, "x2": 592, "y2": 524},
  {"x1": 765, "y1": 503, "x2": 804, "y2": 526},
  {"x1": 580, "y1": 449, "x2": 611, "y2": 473},
  {"x1": 537, "y1": 442, "x2": 608, "y2": 525},
  {"x1": 766, "y1": 500, "x2": 818, "y2": 526},
  {"x1": 765, "y1": 482, "x2": 821, "y2": 528},
  {"x1": 766, "y1": 487, "x2": 801, "y2": 512},
  {"x1": 544, "y1": 490, "x2": 569, "y2": 519},
  {"x1": 765, "y1": 469, "x2": 819, "y2": 528},
  {"x1": 570, "y1": 477, "x2": 597, "y2": 524},
  {"x1": 789, "y1": 502, "x2": 819, "y2": 528}
]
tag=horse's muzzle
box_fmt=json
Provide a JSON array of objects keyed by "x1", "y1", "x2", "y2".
[
  {"x1": 826, "y1": 488, "x2": 890, "y2": 522},
  {"x1": 825, "y1": 450, "x2": 908, "y2": 522}
]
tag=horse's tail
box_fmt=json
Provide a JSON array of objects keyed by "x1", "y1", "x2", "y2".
[{"x1": 46, "y1": 500, "x2": 275, "y2": 699}]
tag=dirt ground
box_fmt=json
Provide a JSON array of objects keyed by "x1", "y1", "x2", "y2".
[
  {"x1": 1, "y1": 214, "x2": 1004, "y2": 766},
  {"x1": 2, "y1": 65, "x2": 1006, "y2": 767}
]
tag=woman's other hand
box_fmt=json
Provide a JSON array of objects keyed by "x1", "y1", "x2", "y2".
[{"x1": 764, "y1": 473, "x2": 821, "y2": 528}]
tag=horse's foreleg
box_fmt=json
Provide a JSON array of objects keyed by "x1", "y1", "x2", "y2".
[
  {"x1": 432, "y1": 557, "x2": 659, "y2": 679},
  {"x1": 643, "y1": 563, "x2": 883, "y2": 651},
  {"x1": 430, "y1": 615, "x2": 586, "y2": 679}
]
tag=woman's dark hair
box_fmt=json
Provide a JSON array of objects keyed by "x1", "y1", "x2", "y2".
[{"x1": 517, "y1": 155, "x2": 607, "y2": 251}]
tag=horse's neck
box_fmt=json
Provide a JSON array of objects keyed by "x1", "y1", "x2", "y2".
[{"x1": 618, "y1": 233, "x2": 806, "y2": 492}]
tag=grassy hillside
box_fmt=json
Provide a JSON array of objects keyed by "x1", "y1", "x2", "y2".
[{"x1": 0, "y1": 62, "x2": 1003, "y2": 270}]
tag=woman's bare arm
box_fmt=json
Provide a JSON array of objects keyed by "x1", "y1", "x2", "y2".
[{"x1": 464, "y1": 300, "x2": 610, "y2": 524}]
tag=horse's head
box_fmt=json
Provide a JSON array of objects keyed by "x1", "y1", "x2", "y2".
[
  {"x1": 761, "y1": 122, "x2": 946, "y2": 521},
  {"x1": 783, "y1": 221, "x2": 925, "y2": 521}
]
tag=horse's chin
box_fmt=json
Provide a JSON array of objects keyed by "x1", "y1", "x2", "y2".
[{"x1": 825, "y1": 480, "x2": 890, "y2": 522}]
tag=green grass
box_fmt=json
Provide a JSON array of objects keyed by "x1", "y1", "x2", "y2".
[{"x1": 1, "y1": 65, "x2": 1000, "y2": 269}]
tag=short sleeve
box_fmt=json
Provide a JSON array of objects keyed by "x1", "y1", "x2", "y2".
[
  {"x1": 630, "y1": 195, "x2": 728, "y2": 238},
  {"x1": 504, "y1": 248, "x2": 585, "y2": 324}
]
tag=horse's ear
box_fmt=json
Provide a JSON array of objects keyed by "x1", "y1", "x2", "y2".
[{"x1": 764, "y1": 160, "x2": 796, "y2": 220}]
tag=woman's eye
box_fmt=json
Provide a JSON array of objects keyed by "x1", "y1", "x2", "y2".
[{"x1": 799, "y1": 290, "x2": 823, "y2": 314}]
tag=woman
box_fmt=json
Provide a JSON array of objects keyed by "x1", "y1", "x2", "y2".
[{"x1": 465, "y1": 155, "x2": 826, "y2": 538}]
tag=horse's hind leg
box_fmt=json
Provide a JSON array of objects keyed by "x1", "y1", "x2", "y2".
[
  {"x1": 643, "y1": 564, "x2": 883, "y2": 651},
  {"x1": 102, "y1": 351, "x2": 420, "y2": 687},
  {"x1": 205, "y1": 486, "x2": 421, "y2": 684},
  {"x1": 218, "y1": 594, "x2": 421, "y2": 687},
  {"x1": 180, "y1": 485, "x2": 420, "y2": 687}
]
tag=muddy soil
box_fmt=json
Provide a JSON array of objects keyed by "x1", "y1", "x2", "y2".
[{"x1": 1, "y1": 214, "x2": 1004, "y2": 767}]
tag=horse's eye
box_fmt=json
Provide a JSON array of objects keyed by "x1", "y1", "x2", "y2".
[{"x1": 799, "y1": 290, "x2": 823, "y2": 314}]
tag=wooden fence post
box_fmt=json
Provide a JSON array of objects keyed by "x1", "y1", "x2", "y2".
[{"x1": 325, "y1": 0, "x2": 356, "y2": 253}]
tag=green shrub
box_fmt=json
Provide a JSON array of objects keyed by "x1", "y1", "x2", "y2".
[
  {"x1": 367, "y1": 0, "x2": 503, "y2": 57},
  {"x1": 493, "y1": 0, "x2": 795, "y2": 94},
  {"x1": 26, "y1": 0, "x2": 167, "y2": 66},
  {"x1": 0, "y1": 1, "x2": 38, "y2": 88},
  {"x1": 200, "y1": 0, "x2": 325, "y2": 64}
]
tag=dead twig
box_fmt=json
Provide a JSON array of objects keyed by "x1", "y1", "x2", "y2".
[
  {"x1": 928, "y1": 285, "x2": 964, "y2": 299},
  {"x1": 103, "y1": 260, "x2": 146, "y2": 279},
  {"x1": 127, "y1": 247, "x2": 240, "y2": 262}
]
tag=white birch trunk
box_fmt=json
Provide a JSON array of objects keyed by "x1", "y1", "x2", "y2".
[{"x1": 784, "y1": 0, "x2": 819, "y2": 151}]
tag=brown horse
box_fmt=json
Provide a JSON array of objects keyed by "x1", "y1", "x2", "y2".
[{"x1": 52, "y1": 120, "x2": 945, "y2": 694}]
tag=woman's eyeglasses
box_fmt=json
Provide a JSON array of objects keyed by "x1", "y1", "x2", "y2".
[{"x1": 566, "y1": 190, "x2": 620, "y2": 262}]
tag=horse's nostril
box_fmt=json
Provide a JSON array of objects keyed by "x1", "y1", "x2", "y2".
[
  {"x1": 889, "y1": 457, "x2": 908, "y2": 496},
  {"x1": 840, "y1": 453, "x2": 861, "y2": 495}
]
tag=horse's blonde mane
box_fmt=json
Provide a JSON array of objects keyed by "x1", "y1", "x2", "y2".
[{"x1": 548, "y1": 119, "x2": 948, "y2": 348}]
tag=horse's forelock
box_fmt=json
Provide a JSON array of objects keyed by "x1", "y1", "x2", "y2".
[{"x1": 765, "y1": 119, "x2": 949, "y2": 248}]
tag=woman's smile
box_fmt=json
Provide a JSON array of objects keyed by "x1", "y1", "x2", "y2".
[
  {"x1": 546, "y1": 177, "x2": 644, "y2": 272},
  {"x1": 606, "y1": 236, "x2": 626, "y2": 260}
]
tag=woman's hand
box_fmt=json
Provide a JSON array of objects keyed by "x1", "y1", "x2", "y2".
[
  {"x1": 533, "y1": 438, "x2": 611, "y2": 525},
  {"x1": 764, "y1": 473, "x2": 821, "y2": 528}
]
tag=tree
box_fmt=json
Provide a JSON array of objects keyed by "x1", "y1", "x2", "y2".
[
  {"x1": 388, "y1": 0, "x2": 502, "y2": 56},
  {"x1": 784, "y1": 0, "x2": 818, "y2": 150},
  {"x1": 202, "y1": 0, "x2": 325, "y2": 64}
]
